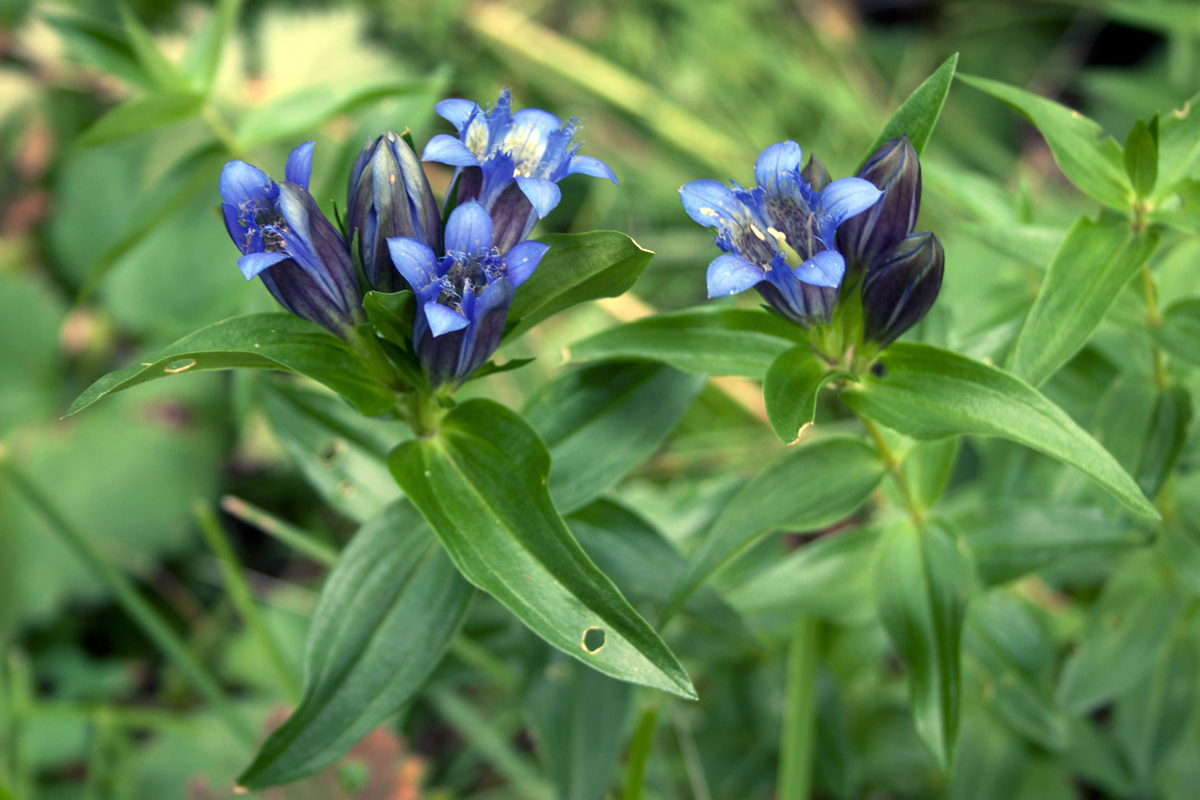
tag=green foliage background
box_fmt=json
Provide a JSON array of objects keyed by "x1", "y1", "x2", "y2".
[{"x1": 3, "y1": 0, "x2": 1200, "y2": 798}]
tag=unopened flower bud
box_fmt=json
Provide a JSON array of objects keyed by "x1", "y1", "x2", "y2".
[
  {"x1": 861, "y1": 231, "x2": 943, "y2": 348},
  {"x1": 801, "y1": 153, "x2": 831, "y2": 192},
  {"x1": 837, "y1": 135, "x2": 922, "y2": 280}
]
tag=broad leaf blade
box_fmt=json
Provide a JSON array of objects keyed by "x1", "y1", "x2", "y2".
[
  {"x1": 527, "y1": 362, "x2": 704, "y2": 514},
  {"x1": 78, "y1": 92, "x2": 204, "y2": 148},
  {"x1": 841, "y1": 344, "x2": 1158, "y2": 518},
  {"x1": 958, "y1": 74, "x2": 1132, "y2": 209},
  {"x1": 664, "y1": 437, "x2": 886, "y2": 621},
  {"x1": 67, "y1": 313, "x2": 395, "y2": 417},
  {"x1": 505, "y1": 231, "x2": 653, "y2": 339},
  {"x1": 763, "y1": 345, "x2": 837, "y2": 444},
  {"x1": 861, "y1": 52, "x2": 958, "y2": 165},
  {"x1": 874, "y1": 521, "x2": 972, "y2": 769},
  {"x1": 1013, "y1": 213, "x2": 1158, "y2": 387},
  {"x1": 238, "y1": 501, "x2": 472, "y2": 788},
  {"x1": 388, "y1": 399, "x2": 696, "y2": 699},
  {"x1": 571, "y1": 307, "x2": 800, "y2": 378}
]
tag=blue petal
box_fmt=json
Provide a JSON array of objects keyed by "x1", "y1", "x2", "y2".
[
  {"x1": 424, "y1": 301, "x2": 471, "y2": 337},
  {"x1": 504, "y1": 241, "x2": 550, "y2": 287},
  {"x1": 422, "y1": 134, "x2": 481, "y2": 167},
  {"x1": 238, "y1": 251, "x2": 289, "y2": 280},
  {"x1": 706, "y1": 253, "x2": 764, "y2": 298},
  {"x1": 794, "y1": 249, "x2": 845, "y2": 288},
  {"x1": 754, "y1": 141, "x2": 803, "y2": 195},
  {"x1": 818, "y1": 177, "x2": 883, "y2": 231},
  {"x1": 568, "y1": 155, "x2": 618, "y2": 184},
  {"x1": 285, "y1": 141, "x2": 315, "y2": 189},
  {"x1": 445, "y1": 201, "x2": 494, "y2": 255},
  {"x1": 387, "y1": 237, "x2": 440, "y2": 290},
  {"x1": 680, "y1": 179, "x2": 744, "y2": 230},
  {"x1": 504, "y1": 108, "x2": 563, "y2": 164},
  {"x1": 434, "y1": 98, "x2": 479, "y2": 131},
  {"x1": 219, "y1": 160, "x2": 276, "y2": 208},
  {"x1": 515, "y1": 177, "x2": 562, "y2": 218}
]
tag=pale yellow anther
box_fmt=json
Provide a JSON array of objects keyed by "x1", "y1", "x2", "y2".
[{"x1": 750, "y1": 224, "x2": 766, "y2": 241}]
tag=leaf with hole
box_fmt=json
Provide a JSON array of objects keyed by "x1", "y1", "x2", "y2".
[
  {"x1": 67, "y1": 314, "x2": 396, "y2": 418},
  {"x1": 388, "y1": 399, "x2": 696, "y2": 699},
  {"x1": 841, "y1": 343, "x2": 1158, "y2": 518}
]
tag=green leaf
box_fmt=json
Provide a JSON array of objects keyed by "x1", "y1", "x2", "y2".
[
  {"x1": 726, "y1": 529, "x2": 877, "y2": 624},
  {"x1": 1115, "y1": 634, "x2": 1198, "y2": 793},
  {"x1": 388, "y1": 399, "x2": 696, "y2": 699},
  {"x1": 571, "y1": 307, "x2": 800, "y2": 379},
  {"x1": 238, "y1": 501, "x2": 473, "y2": 788},
  {"x1": 1124, "y1": 118, "x2": 1159, "y2": 199},
  {"x1": 77, "y1": 92, "x2": 204, "y2": 148},
  {"x1": 1156, "y1": 298, "x2": 1200, "y2": 368},
  {"x1": 567, "y1": 499, "x2": 751, "y2": 642},
  {"x1": 763, "y1": 345, "x2": 840, "y2": 444},
  {"x1": 528, "y1": 655, "x2": 632, "y2": 800},
  {"x1": 1093, "y1": 378, "x2": 1191, "y2": 501},
  {"x1": 860, "y1": 52, "x2": 958, "y2": 166},
  {"x1": 180, "y1": 0, "x2": 242, "y2": 94},
  {"x1": 236, "y1": 79, "x2": 432, "y2": 150},
  {"x1": 1155, "y1": 92, "x2": 1200, "y2": 191},
  {"x1": 841, "y1": 344, "x2": 1158, "y2": 518},
  {"x1": 663, "y1": 436, "x2": 886, "y2": 621},
  {"x1": 118, "y1": 0, "x2": 189, "y2": 91},
  {"x1": 958, "y1": 74, "x2": 1132, "y2": 209},
  {"x1": 1012, "y1": 213, "x2": 1158, "y2": 387},
  {"x1": 67, "y1": 314, "x2": 395, "y2": 418},
  {"x1": 959, "y1": 504, "x2": 1140, "y2": 585},
  {"x1": 526, "y1": 362, "x2": 704, "y2": 515},
  {"x1": 902, "y1": 439, "x2": 959, "y2": 511},
  {"x1": 874, "y1": 521, "x2": 972, "y2": 769},
  {"x1": 44, "y1": 13, "x2": 152, "y2": 89},
  {"x1": 1056, "y1": 562, "x2": 1184, "y2": 713},
  {"x1": 505, "y1": 231, "x2": 653, "y2": 339}
]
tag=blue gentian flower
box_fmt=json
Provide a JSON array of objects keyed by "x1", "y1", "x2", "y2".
[
  {"x1": 220, "y1": 142, "x2": 364, "y2": 336},
  {"x1": 387, "y1": 200, "x2": 549, "y2": 388},
  {"x1": 347, "y1": 131, "x2": 442, "y2": 293},
  {"x1": 422, "y1": 89, "x2": 618, "y2": 252},
  {"x1": 680, "y1": 141, "x2": 882, "y2": 326}
]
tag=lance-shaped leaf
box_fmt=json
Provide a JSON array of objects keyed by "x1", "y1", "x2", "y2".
[
  {"x1": 571, "y1": 307, "x2": 800, "y2": 379},
  {"x1": 1012, "y1": 213, "x2": 1158, "y2": 387},
  {"x1": 78, "y1": 92, "x2": 205, "y2": 148},
  {"x1": 763, "y1": 345, "x2": 843, "y2": 444},
  {"x1": 1154, "y1": 90, "x2": 1200, "y2": 191},
  {"x1": 874, "y1": 520, "x2": 972, "y2": 769},
  {"x1": 505, "y1": 232, "x2": 654, "y2": 339},
  {"x1": 1156, "y1": 298, "x2": 1200, "y2": 368},
  {"x1": 958, "y1": 74, "x2": 1132, "y2": 210},
  {"x1": 67, "y1": 314, "x2": 396, "y2": 418},
  {"x1": 238, "y1": 501, "x2": 474, "y2": 788},
  {"x1": 1093, "y1": 378, "x2": 1191, "y2": 502},
  {"x1": 527, "y1": 362, "x2": 704, "y2": 515},
  {"x1": 389, "y1": 399, "x2": 696, "y2": 699},
  {"x1": 840, "y1": 344, "x2": 1158, "y2": 518},
  {"x1": 663, "y1": 437, "x2": 886, "y2": 621},
  {"x1": 860, "y1": 52, "x2": 958, "y2": 167}
]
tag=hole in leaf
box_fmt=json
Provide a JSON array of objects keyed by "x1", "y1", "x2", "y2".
[
  {"x1": 582, "y1": 627, "x2": 606, "y2": 653},
  {"x1": 318, "y1": 439, "x2": 347, "y2": 465},
  {"x1": 164, "y1": 358, "x2": 197, "y2": 374},
  {"x1": 871, "y1": 362, "x2": 887, "y2": 378}
]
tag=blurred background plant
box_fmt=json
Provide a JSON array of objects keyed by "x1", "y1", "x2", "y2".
[{"x1": 2, "y1": 0, "x2": 1200, "y2": 798}]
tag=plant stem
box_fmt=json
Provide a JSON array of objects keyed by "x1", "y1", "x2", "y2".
[
  {"x1": 777, "y1": 616, "x2": 818, "y2": 800},
  {"x1": 202, "y1": 103, "x2": 239, "y2": 155},
  {"x1": 194, "y1": 502, "x2": 302, "y2": 704},
  {"x1": 859, "y1": 414, "x2": 925, "y2": 526},
  {"x1": 0, "y1": 459, "x2": 257, "y2": 745},
  {"x1": 1142, "y1": 265, "x2": 1168, "y2": 388},
  {"x1": 219, "y1": 495, "x2": 339, "y2": 567},
  {"x1": 622, "y1": 706, "x2": 658, "y2": 800}
]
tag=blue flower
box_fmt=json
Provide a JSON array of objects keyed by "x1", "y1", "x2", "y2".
[
  {"x1": 220, "y1": 142, "x2": 364, "y2": 336},
  {"x1": 680, "y1": 141, "x2": 881, "y2": 326},
  {"x1": 347, "y1": 131, "x2": 442, "y2": 293},
  {"x1": 387, "y1": 200, "x2": 549, "y2": 388},
  {"x1": 422, "y1": 89, "x2": 618, "y2": 252}
]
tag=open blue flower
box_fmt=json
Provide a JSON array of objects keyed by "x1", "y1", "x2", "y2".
[
  {"x1": 422, "y1": 89, "x2": 617, "y2": 252},
  {"x1": 387, "y1": 200, "x2": 549, "y2": 388},
  {"x1": 680, "y1": 141, "x2": 881, "y2": 326},
  {"x1": 220, "y1": 142, "x2": 364, "y2": 336}
]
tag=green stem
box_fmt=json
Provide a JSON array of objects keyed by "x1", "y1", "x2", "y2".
[
  {"x1": 859, "y1": 415, "x2": 925, "y2": 526},
  {"x1": 0, "y1": 459, "x2": 256, "y2": 745},
  {"x1": 401, "y1": 389, "x2": 447, "y2": 438},
  {"x1": 1142, "y1": 265, "x2": 1168, "y2": 389},
  {"x1": 201, "y1": 103, "x2": 239, "y2": 155},
  {"x1": 622, "y1": 706, "x2": 658, "y2": 800},
  {"x1": 194, "y1": 502, "x2": 302, "y2": 704},
  {"x1": 449, "y1": 635, "x2": 519, "y2": 695},
  {"x1": 219, "y1": 495, "x2": 339, "y2": 567},
  {"x1": 777, "y1": 616, "x2": 818, "y2": 800}
]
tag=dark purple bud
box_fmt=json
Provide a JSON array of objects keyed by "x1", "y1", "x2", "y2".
[
  {"x1": 836, "y1": 136, "x2": 922, "y2": 280},
  {"x1": 861, "y1": 231, "x2": 943, "y2": 348},
  {"x1": 348, "y1": 132, "x2": 441, "y2": 292},
  {"x1": 488, "y1": 182, "x2": 536, "y2": 252},
  {"x1": 801, "y1": 153, "x2": 831, "y2": 192}
]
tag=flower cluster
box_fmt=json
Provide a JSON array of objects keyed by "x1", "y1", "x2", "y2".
[
  {"x1": 218, "y1": 90, "x2": 616, "y2": 388},
  {"x1": 681, "y1": 136, "x2": 943, "y2": 351}
]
